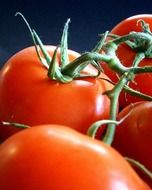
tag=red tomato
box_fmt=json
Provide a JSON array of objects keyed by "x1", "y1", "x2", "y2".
[
  {"x1": 0, "y1": 124, "x2": 150, "y2": 190},
  {"x1": 0, "y1": 46, "x2": 113, "y2": 141},
  {"x1": 112, "y1": 101, "x2": 152, "y2": 187},
  {"x1": 101, "y1": 14, "x2": 152, "y2": 108}
]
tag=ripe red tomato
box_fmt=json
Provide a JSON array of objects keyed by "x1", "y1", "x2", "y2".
[
  {"x1": 112, "y1": 101, "x2": 152, "y2": 187},
  {"x1": 101, "y1": 14, "x2": 152, "y2": 108},
  {"x1": 0, "y1": 124, "x2": 150, "y2": 190},
  {"x1": 0, "y1": 46, "x2": 113, "y2": 141}
]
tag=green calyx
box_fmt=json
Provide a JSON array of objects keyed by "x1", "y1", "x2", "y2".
[{"x1": 16, "y1": 12, "x2": 101, "y2": 83}]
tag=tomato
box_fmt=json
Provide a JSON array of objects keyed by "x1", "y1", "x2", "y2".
[
  {"x1": 0, "y1": 46, "x2": 113, "y2": 141},
  {"x1": 0, "y1": 124, "x2": 150, "y2": 190},
  {"x1": 112, "y1": 101, "x2": 152, "y2": 187},
  {"x1": 101, "y1": 14, "x2": 152, "y2": 108}
]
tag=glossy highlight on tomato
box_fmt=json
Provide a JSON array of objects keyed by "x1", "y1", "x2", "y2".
[
  {"x1": 0, "y1": 46, "x2": 113, "y2": 141},
  {"x1": 101, "y1": 14, "x2": 152, "y2": 108},
  {"x1": 0, "y1": 124, "x2": 150, "y2": 190}
]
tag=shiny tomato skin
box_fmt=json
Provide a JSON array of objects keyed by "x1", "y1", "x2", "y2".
[
  {"x1": 112, "y1": 101, "x2": 152, "y2": 187},
  {"x1": 0, "y1": 124, "x2": 150, "y2": 190},
  {"x1": 0, "y1": 46, "x2": 113, "y2": 141},
  {"x1": 101, "y1": 14, "x2": 152, "y2": 108}
]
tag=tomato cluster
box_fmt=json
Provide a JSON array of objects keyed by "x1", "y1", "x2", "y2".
[{"x1": 0, "y1": 13, "x2": 152, "y2": 189}]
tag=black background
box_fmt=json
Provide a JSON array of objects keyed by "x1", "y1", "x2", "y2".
[{"x1": 0, "y1": 0, "x2": 152, "y2": 67}]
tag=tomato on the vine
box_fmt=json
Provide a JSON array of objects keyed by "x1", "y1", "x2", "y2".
[
  {"x1": 0, "y1": 46, "x2": 113, "y2": 141},
  {"x1": 112, "y1": 101, "x2": 152, "y2": 187},
  {"x1": 0, "y1": 124, "x2": 150, "y2": 190},
  {"x1": 101, "y1": 14, "x2": 152, "y2": 108}
]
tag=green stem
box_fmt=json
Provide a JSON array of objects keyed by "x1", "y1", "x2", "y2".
[
  {"x1": 123, "y1": 85, "x2": 152, "y2": 101},
  {"x1": 137, "y1": 19, "x2": 151, "y2": 33},
  {"x1": 87, "y1": 120, "x2": 118, "y2": 138},
  {"x1": 15, "y1": 12, "x2": 49, "y2": 69},
  {"x1": 102, "y1": 53, "x2": 145, "y2": 145},
  {"x1": 62, "y1": 52, "x2": 128, "y2": 77},
  {"x1": 132, "y1": 52, "x2": 145, "y2": 67},
  {"x1": 99, "y1": 77, "x2": 152, "y2": 101},
  {"x1": 113, "y1": 32, "x2": 152, "y2": 46},
  {"x1": 131, "y1": 65, "x2": 152, "y2": 74},
  {"x1": 47, "y1": 46, "x2": 59, "y2": 79},
  {"x1": 2, "y1": 121, "x2": 30, "y2": 129},
  {"x1": 60, "y1": 18, "x2": 70, "y2": 68},
  {"x1": 125, "y1": 157, "x2": 152, "y2": 179},
  {"x1": 103, "y1": 75, "x2": 128, "y2": 144},
  {"x1": 33, "y1": 30, "x2": 52, "y2": 65},
  {"x1": 92, "y1": 31, "x2": 109, "y2": 53}
]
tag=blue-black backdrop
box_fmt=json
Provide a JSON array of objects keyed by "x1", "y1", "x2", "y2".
[{"x1": 0, "y1": 0, "x2": 152, "y2": 67}]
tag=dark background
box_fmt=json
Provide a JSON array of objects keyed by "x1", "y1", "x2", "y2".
[{"x1": 0, "y1": 0, "x2": 152, "y2": 67}]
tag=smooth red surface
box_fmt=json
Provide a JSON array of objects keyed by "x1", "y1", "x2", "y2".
[
  {"x1": 0, "y1": 125, "x2": 150, "y2": 190},
  {"x1": 113, "y1": 101, "x2": 152, "y2": 187},
  {"x1": 0, "y1": 46, "x2": 113, "y2": 141}
]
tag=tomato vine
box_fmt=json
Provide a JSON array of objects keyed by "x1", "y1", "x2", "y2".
[
  {"x1": 4, "y1": 12, "x2": 151, "y2": 184},
  {"x1": 16, "y1": 12, "x2": 152, "y2": 145}
]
